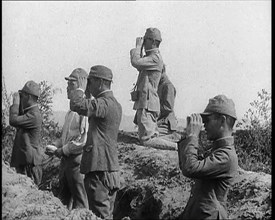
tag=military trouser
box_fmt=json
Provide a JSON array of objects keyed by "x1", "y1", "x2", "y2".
[
  {"x1": 84, "y1": 171, "x2": 120, "y2": 219},
  {"x1": 58, "y1": 156, "x2": 88, "y2": 210},
  {"x1": 135, "y1": 109, "x2": 159, "y2": 142},
  {"x1": 142, "y1": 136, "x2": 178, "y2": 150},
  {"x1": 16, "y1": 164, "x2": 42, "y2": 185}
]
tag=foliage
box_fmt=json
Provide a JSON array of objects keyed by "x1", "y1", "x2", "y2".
[
  {"x1": 38, "y1": 81, "x2": 61, "y2": 147},
  {"x1": 2, "y1": 79, "x2": 61, "y2": 164},
  {"x1": 2, "y1": 76, "x2": 13, "y2": 127},
  {"x1": 235, "y1": 89, "x2": 271, "y2": 174},
  {"x1": 2, "y1": 76, "x2": 16, "y2": 163}
]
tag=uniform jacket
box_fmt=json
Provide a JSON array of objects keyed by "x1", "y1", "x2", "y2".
[
  {"x1": 9, "y1": 104, "x2": 43, "y2": 167},
  {"x1": 70, "y1": 90, "x2": 122, "y2": 174},
  {"x1": 157, "y1": 73, "x2": 177, "y2": 130},
  {"x1": 178, "y1": 136, "x2": 238, "y2": 220},
  {"x1": 130, "y1": 47, "x2": 164, "y2": 112},
  {"x1": 53, "y1": 110, "x2": 88, "y2": 165}
]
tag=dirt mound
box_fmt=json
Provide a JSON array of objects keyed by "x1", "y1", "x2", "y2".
[
  {"x1": 2, "y1": 160, "x2": 101, "y2": 220},
  {"x1": 228, "y1": 169, "x2": 271, "y2": 219},
  {"x1": 115, "y1": 132, "x2": 271, "y2": 220},
  {"x1": 2, "y1": 131, "x2": 272, "y2": 220}
]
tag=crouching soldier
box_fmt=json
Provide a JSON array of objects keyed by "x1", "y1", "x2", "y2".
[{"x1": 157, "y1": 65, "x2": 181, "y2": 142}]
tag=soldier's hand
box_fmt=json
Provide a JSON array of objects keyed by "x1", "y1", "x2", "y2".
[
  {"x1": 54, "y1": 148, "x2": 64, "y2": 158},
  {"x1": 45, "y1": 150, "x2": 55, "y2": 156},
  {"x1": 78, "y1": 77, "x2": 88, "y2": 91},
  {"x1": 186, "y1": 113, "x2": 203, "y2": 137},
  {"x1": 136, "y1": 37, "x2": 144, "y2": 47},
  {"x1": 13, "y1": 92, "x2": 20, "y2": 105}
]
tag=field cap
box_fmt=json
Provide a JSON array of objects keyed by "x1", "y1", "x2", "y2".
[
  {"x1": 88, "y1": 65, "x2": 113, "y2": 82},
  {"x1": 144, "y1": 27, "x2": 162, "y2": 42},
  {"x1": 65, "y1": 68, "x2": 88, "y2": 81},
  {"x1": 200, "y1": 94, "x2": 237, "y2": 119},
  {"x1": 19, "y1": 80, "x2": 40, "y2": 97}
]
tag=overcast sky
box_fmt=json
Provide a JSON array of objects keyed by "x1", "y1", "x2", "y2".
[{"x1": 2, "y1": 1, "x2": 271, "y2": 121}]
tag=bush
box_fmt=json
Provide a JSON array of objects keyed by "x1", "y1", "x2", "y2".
[
  {"x1": 235, "y1": 89, "x2": 271, "y2": 174},
  {"x1": 38, "y1": 81, "x2": 61, "y2": 148},
  {"x1": 2, "y1": 76, "x2": 16, "y2": 163}
]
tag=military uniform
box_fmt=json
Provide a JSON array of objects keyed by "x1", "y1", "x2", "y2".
[
  {"x1": 9, "y1": 81, "x2": 43, "y2": 185},
  {"x1": 178, "y1": 136, "x2": 238, "y2": 219},
  {"x1": 130, "y1": 28, "x2": 178, "y2": 150},
  {"x1": 178, "y1": 94, "x2": 239, "y2": 219},
  {"x1": 51, "y1": 68, "x2": 90, "y2": 210},
  {"x1": 70, "y1": 65, "x2": 122, "y2": 219},
  {"x1": 157, "y1": 71, "x2": 177, "y2": 135},
  {"x1": 53, "y1": 110, "x2": 89, "y2": 209},
  {"x1": 131, "y1": 47, "x2": 163, "y2": 141}
]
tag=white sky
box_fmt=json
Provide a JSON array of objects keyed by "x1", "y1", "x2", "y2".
[{"x1": 2, "y1": 1, "x2": 271, "y2": 121}]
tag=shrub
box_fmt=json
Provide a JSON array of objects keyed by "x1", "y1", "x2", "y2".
[
  {"x1": 2, "y1": 76, "x2": 16, "y2": 163},
  {"x1": 235, "y1": 89, "x2": 271, "y2": 174},
  {"x1": 38, "y1": 81, "x2": 61, "y2": 148}
]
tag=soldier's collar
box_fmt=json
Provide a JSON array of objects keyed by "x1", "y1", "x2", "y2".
[
  {"x1": 145, "y1": 48, "x2": 159, "y2": 55},
  {"x1": 96, "y1": 90, "x2": 112, "y2": 98},
  {"x1": 212, "y1": 136, "x2": 234, "y2": 149}
]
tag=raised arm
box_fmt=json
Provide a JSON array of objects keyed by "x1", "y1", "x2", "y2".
[
  {"x1": 9, "y1": 104, "x2": 39, "y2": 129},
  {"x1": 178, "y1": 136, "x2": 232, "y2": 179},
  {"x1": 130, "y1": 48, "x2": 162, "y2": 72}
]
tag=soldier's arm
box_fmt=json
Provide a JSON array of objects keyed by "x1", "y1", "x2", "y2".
[
  {"x1": 62, "y1": 116, "x2": 88, "y2": 156},
  {"x1": 178, "y1": 136, "x2": 232, "y2": 179},
  {"x1": 70, "y1": 89, "x2": 108, "y2": 118},
  {"x1": 70, "y1": 89, "x2": 92, "y2": 116},
  {"x1": 130, "y1": 48, "x2": 161, "y2": 72},
  {"x1": 9, "y1": 104, "x2": 39, "y2": 129}
]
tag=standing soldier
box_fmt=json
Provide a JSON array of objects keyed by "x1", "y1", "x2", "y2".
[
  {"x1": 130, "y1": 27, "x2": 177, "y2": 150},
  {"x1": 46, "y1": 68, "x2": 89, "y2": 210},
  {"x1": 9, "y1": 80, "x2": 43, "y2": 185},
  {"x1": 69, "y1": 65, "x2": 122, "y2": 219},
  {"x1": 178, "y1": 95, "x2": 239, "y2": 219}
]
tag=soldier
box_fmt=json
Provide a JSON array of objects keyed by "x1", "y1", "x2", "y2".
[
  {"x1": 46, "y1": 68, "x2": 89, "y2": 210},
  {"x1": 9, "y1": 80, "x2": 43, "y2": 185},
  {"x1": 69, "y1": 65, "x2": 122, "y2": 219},
  {"x1": 157, "y1": 65, "x2": 179, "y2": 141},
  {"x1": 177, "y1": 95, "x2": 239, "y2": 219},
  {"x1": 130, "y1": 27, "x2": 177, "y2": 150}
]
